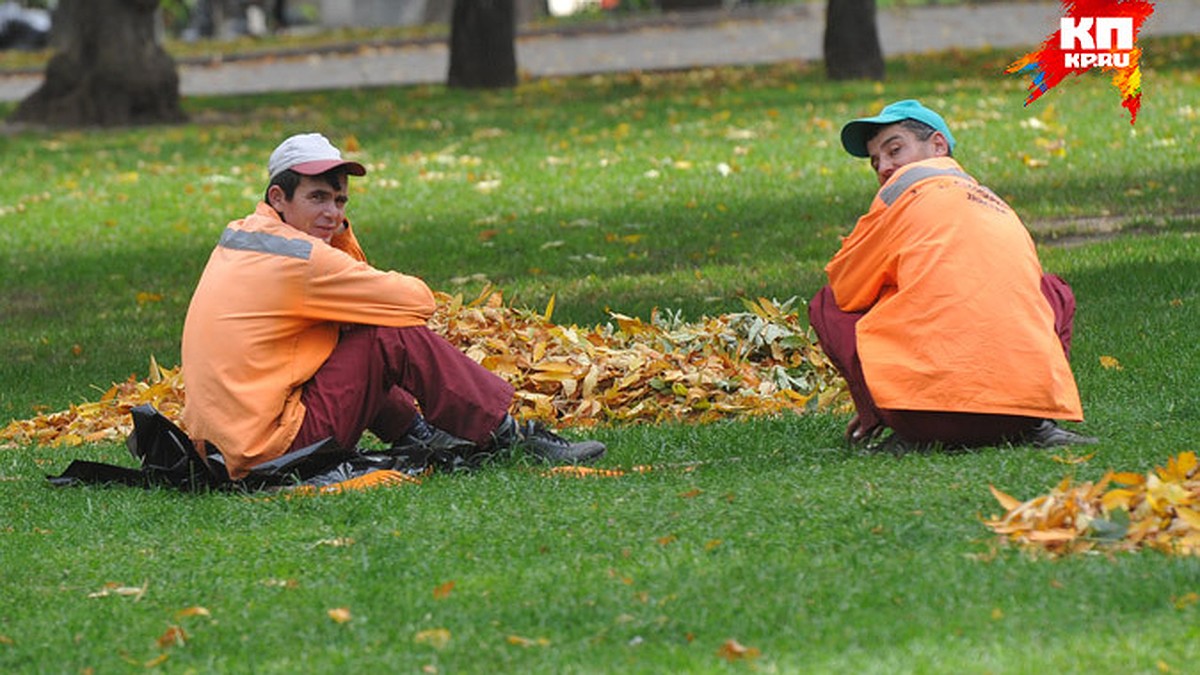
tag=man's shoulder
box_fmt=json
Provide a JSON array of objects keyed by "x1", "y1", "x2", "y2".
[{"x1": 877, "y1": 158, "x2": 977, "y2": 206}]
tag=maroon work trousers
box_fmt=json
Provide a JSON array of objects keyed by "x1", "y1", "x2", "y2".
[
  {"x1": 807, "y1": 274, "x2": 1076, "y2": 446},
  {"x1": 291, "y1": 325, "x2": 514, "y2": 452}
]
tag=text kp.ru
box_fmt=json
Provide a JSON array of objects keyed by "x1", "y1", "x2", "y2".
[{"x1": 1060, "y1": 17, "x2": 1134, "y2": 68}]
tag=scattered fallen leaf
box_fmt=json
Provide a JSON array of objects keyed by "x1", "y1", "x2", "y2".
[
  {"x1": 414, "y1": 628, "x2": 452, "y2": 650},
  {"x1": 289, "y1": 470, "x2": 420, "y2": 496},
  {"x1": 716, "y1": 638, "x2": 760, "y2": 661},
  {"x1": 314, "y1": 537, "x2": 355, "y2": 548},
  {"x1": 327, "y1": 607, "x2": 352, "y2": 624},
  {"x1": 432, "y1": 581, "x2": 455, "y2": 600},
  {"x1": 143, "y1": 653, "x2": 169, "y2": 668},
  {"x1": 1173, "y1": 592, "x2": 1199, "y2": 610},
  {"x1": 506, "y1": 634, "x2": 550, "y2": 648},
  {"x1": 1099, "y1": 355, "x2": 1123, "y2": 370},
  {"x1": 88, "y1": 582, "x2": 148, "y2": 600},
  {"x1": 175, "y1": 606, "x2": 210, "y2": 619},
  {"x1": 136, "y1": 291, "x2": 163, "y2": 306},
  {"x1": 156, "y1": 625, "x2": 187, "y2": 649},
  {"x1": 1051, "y1": 452, "x2": 1095, "y2": 465}
]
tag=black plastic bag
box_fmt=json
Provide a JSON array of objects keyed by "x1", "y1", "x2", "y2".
[{"x1": 46, "y1": 405, "x2": 427, "y2": 492}]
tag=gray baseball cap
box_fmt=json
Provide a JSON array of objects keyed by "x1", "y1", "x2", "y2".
[{"x1": 268, "y1": 133, "x2": 366, "y2": 180}]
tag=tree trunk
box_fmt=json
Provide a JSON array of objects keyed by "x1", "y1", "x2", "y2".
[
  {"x1": 9, "y1": 0, "x2": 186, "y2": 128},
  {"x1": 447, "y1": 0, "x2": 517, "y2": 89},
  {"x1": 823, "y1": 0, "x2": 885, "y2": 81}
]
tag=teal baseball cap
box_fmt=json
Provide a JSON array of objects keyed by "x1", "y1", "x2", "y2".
[{"x1": 840, "y1": 99, "x2": 956, "y2": 158}]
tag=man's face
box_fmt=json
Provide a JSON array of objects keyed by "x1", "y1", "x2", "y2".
[
  {"x1": 268, "y1": 174, "x2": 350, "y2": 243},
  {"x1": 864, "y1": 122, "x2": 950, "y2": 185}
]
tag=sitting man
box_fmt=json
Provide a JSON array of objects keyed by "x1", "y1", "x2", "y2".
[
  {"x1": 808, "y1": 100, "x2": 1096, "y2": 451},
  {"x1": 182, "y1": 132, "x2": 605, "y2": 480}
]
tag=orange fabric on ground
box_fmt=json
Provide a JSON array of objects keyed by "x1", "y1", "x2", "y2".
[
  {"x1": 182, "y1": 203, "x2": 436, "y2": 478},
  {"x1": 824, "y1": 157, "x2": 1083, "y2": 421}
]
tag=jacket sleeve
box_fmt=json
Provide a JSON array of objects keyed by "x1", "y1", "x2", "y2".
[
  {"x1": 330, "y1": 221, "x2": 368, "y2": 263},
  {"x1": 302, "y1": 246, "x2": 436, "y2": 326},
  {"x1": 824, "y1": 210, "x2": 898, "y2": 313}
]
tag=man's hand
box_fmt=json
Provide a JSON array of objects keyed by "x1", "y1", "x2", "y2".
[{"x1": 845, "y1": 413, "x2": 883, "y2": 445}]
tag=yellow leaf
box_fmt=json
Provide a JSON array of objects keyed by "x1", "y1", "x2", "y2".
[
  {"x1": 327, "y1": 607, "x2": 352, "y2": 624},
  {"x1": 531, "y1": 361, "x2": 577, "y2": 374},
  {"x1": 716, "y1": 638, "x2": 760, "y2": 661},
  {"x1": 143, "y1": 653, "x2": 170, "y2": 668},
  {"x1": 432, "y1": 581, "x2": 455, "y2": 600},
  {"x1": 136, "y1": 291, "x2": 163, "y2": 307},
  {"x1": 1101, "y1": 488, "x2": 1138, "y2": 513},
  {"x1": 1025, "y1": 529, "x2": 1078, "y2": 542},
  {"x1": 543, "y1": 294, "x2": 555, "y2": 322},
  {"x1": 156, "y1": 625, "x2": 187, "y2": 649},
  {"x1": 175, "y1": 606, "x2": 211, "y2": 619},
  {"x1": 1111, "y1": 471, "x2": 1146, "y2": 486},
  {"x1": 414, "y1": 628, "x2": 451, "y2": 649},
  {"x1": 1173, "y1": 592, "x2": 1200, "y2": 610},
  {"x1": 1161, "y1": 452, "x2": 1198, "y2": 482},
  {"x1": 506, "y1": 634, "x2": 550, "y2": 647},
  {"x1": 88, "y1": 582, "x2": 147, "y2": 600},
  {"x1": 1174, "y1": 508, "x2": 1200, "y2": 530},
  {"x1": 989, "y1": 485, "x2": 1022, "y2": 512},
  {"x1": 314, "y1": 537, "x2": 355, "y2": 547},
  {"x1": 1052, "y1": 452, "x2": 1094, "y2": 465},
  {"x1": 1099, "y1": 355, "x2": 1123, "y2": 370}
]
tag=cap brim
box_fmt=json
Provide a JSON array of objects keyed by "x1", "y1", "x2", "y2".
[
  {"x1": 840, "y1": 114, "x2": 904, "y2": 158},
  {"x1": 289, "y1": 159, "x2": 367, "y2": 177}
]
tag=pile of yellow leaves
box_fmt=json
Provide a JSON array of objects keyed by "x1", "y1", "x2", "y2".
[
  {"x1": 984, "y1": 451, "x2": 1200, "y2": 557},
  {"x1": 0, "y1": 288, "x2": 846, "y2": 449},
  {"x1": 0, "y1": 356, "x2": 184, "y2": 449}
]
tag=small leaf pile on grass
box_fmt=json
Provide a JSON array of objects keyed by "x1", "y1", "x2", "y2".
[
  {"x1": 984, "y1": 451, "x2": 1200, "y2": 557},
  {"x1": 0, "y1": 289, "x2": 846, "y2": 448}
]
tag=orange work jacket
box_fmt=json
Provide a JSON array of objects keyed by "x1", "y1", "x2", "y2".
[
  {"x1": 825, "y1": 157, "x2": 1083, "y2": 421},
  {"x1": 181, "y1": 202, "x2": 436, "y2": 478}
]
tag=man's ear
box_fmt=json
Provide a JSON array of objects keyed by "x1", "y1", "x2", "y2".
[
  {"x1": 266, "y1": 184, "x2": 287, "y2": 209},
  {"x1": 930, "y1": 131, "x2": 951, "y2": 157}
]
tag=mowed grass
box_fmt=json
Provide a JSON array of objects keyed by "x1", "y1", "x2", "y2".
[{"x1": 1, "y1": 36, "x2": 1198, "y2": 672}]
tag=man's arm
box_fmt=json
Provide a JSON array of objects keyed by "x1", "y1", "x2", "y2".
[
  {"x1": 304, "y1": 246, "x2": 437, "y2": 326},
  {"x1": 824, "y1": 216, "x2": 896, "y2": 313}
]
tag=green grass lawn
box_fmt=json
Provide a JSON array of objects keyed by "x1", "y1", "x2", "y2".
[{"x1": 1, "y1": 36, "x2": 1198, "y2": 673}]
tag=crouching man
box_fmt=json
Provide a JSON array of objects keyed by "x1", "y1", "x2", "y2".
[{"x1": 809, "y1": 100, "x2": 1096, "y2": 451}]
